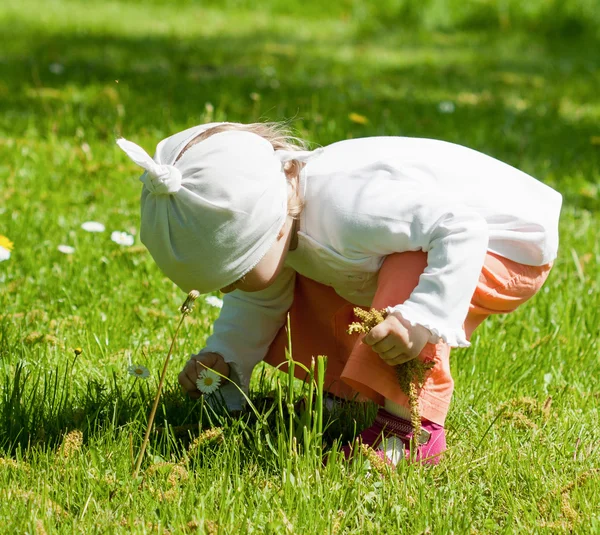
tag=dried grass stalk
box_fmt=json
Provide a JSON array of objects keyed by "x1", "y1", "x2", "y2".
[{"x1": 348, "y1": 308, "x2": 434, "y2": 450}]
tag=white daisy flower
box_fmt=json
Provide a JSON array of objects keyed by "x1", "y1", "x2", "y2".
[
  {"x1": 0, "y1": 235, "x2": 12, "y2": 262},
  {"x1": 127, "y1": 364, "x2": 150, "y2": 379},
  {"x1": 205, "y1": 296, "x2": 224, "y2": 309},
  {"x1": 196, "y1": 369, "x2": 221, "y2": 395},
  {"x1": 81, "y1": 221, "x2": 105, "y2": 233},
  {"x1": 57, "y1": 244, "x2": 75, "y2": 254},
  {"x1": 111, "y1": 231, "x2": 134, "y2": 246}
]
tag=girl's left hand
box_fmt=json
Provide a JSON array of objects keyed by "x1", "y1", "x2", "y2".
[{"x1": 363, "y1": 312, "x2": 431, "y2": 366}]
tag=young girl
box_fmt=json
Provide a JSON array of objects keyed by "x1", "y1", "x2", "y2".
[{"x1": 117, "y1": 121, "x2": 561, "y2": 465}]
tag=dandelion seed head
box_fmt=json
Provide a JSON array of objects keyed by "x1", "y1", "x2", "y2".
[{"x1": 180, "y1": 290, "x2": 200, "y2": 315}]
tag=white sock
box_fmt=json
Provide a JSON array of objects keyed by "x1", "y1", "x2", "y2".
[{"x1": 384, "y1": 399, "x2": 412, "y2": 421}]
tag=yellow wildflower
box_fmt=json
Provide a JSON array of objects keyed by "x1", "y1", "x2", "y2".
[{"x1": 0, "y1": 235, "x2": 13, "y2": 262}]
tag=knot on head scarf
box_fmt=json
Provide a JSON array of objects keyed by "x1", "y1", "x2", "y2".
[
  {"x1": 117, "y1": 123, "x2": 321, "y2": 294},
  {"x1": 116, "y1": 138, "x2": 182, "y2": 195}
]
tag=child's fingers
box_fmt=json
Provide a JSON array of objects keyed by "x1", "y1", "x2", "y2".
[
  {"x1": 378, "y1": 346, "x2": 403, "y2": 360},
  {"x1": 177, "y1": 363, "x2": 200, "y2": 396},
  {"x1": 192, "y1": 353, "x2": 230, "y2": 378},
  {"x1": 196, "y1": 361, "x2": 209, "y2": 378},
  {"x1": 363, "y1": 323, "x2": 389, "y2": 346},
  {"x1": 212, "y1": 358, "x2": 231, "y2": 378},
  {"x1": 370, "y1": 335, "x2": 397, "y2": 354},
  {"x1": 185, "y1": 360, "x2": 201, "y2": 381},
  {"x1": 177, "y1": 353, "x2": 229, "y2": 400},
  {"x1": 191, "y1": 352, "x2": 218, "y2": 369}
]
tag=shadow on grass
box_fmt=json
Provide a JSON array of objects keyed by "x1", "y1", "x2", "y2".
[
  {"x1": 0, "y1": 16, "x2": 598, "y2": 209},
  {"x1": 0, "y1": 358, "x2": 375, "y2": 456}
]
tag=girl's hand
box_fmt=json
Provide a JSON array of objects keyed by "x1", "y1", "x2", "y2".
[
  {"x1": 363, "y1": 313, "x2": 430, "y2": 366},
  {"x1": 178, "y1": 352, "x2": 230, "y2": 399}
]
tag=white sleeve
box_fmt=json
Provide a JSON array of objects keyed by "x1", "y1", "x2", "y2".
[
  {"x1": 199, "y1": 266, "x2": 296, "y2": 404},
  {"x1": 349, "y1": 184, "x2": 489, "y2": 347}
]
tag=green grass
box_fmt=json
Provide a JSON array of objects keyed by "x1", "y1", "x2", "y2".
[{"x1": 0, "y1": 0, "x2": 599, "y2": 533}]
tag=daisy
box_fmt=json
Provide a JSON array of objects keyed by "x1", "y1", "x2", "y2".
[
  {"x1": 196, "y1": 369, "x2": 221, "y2": 395},
  {"x1": 205, "y1": 296, "x2": 223, "y2": 309},
  {"x1": 81, "y1": 221, "x2": 105, "y2": 233},
  {"x1": 128, "y1": 364, "x2": 150, "y2": 379},
  {"x1": 57, "y1": 244, "x2": 75, "y2": 254},
  {"x1": 111, "y1": 231, "x2": 134, "y2": 246},
  {"x1": 0, "y1": 235, "x2": 13, "y2": 262}
]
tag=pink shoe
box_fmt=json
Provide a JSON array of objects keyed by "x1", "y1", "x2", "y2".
[{"x1": 342, "y1": 409, "x2": 446, "y2": 466}]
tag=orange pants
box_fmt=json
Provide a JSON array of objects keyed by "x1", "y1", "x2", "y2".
[{"x1": 264, "y1": 251, "x2": 552, "y2": 425}]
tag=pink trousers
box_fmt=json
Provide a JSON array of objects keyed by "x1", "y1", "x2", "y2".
[{"x1": 265, "y1": 251, "x2": 552, "y2": 425}]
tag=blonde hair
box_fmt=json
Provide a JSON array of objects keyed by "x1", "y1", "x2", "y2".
[{"x1": 177, "y1": 122, "x2": 309, "y2": 218}]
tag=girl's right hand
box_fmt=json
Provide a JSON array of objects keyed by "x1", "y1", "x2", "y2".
[{"x1": 178, "y1": 352, "x2": 230, "y2": 399}]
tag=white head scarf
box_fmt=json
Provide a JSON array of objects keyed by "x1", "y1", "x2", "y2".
[{"x1": 117, "y1": 123, "x2": 320, "y2": 293}]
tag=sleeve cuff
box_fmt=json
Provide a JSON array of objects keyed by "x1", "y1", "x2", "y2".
[
  {"x1": 217, "y1": 363, "x2": 246, "y2": 412},
  {"x1": 386, "y1": 305, "x2": 470, "y2": 348}
]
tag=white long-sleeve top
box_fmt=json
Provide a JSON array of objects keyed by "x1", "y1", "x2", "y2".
[{"x1": 201, "y1": 137, "x2": 562, "y2": 397}]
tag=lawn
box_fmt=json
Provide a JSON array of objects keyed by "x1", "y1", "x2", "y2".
[{"x1": 0, "y1": 0, "x2": 599, "y2": 533}]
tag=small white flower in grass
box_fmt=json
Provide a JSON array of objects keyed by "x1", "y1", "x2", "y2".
[
  {"x1": 205, "y1": 296, "x2": 223, "y2": 309},
  {"x1": 0, "y1": 235, "x2": 13, "y2": 262},
  {"x1": 128, "y1": 364, "x2": 150, "y2": 379},
  {"x1": 49, "y1": 63, "x2": 64, "y2": 75},
  {"x1": 111, "y1": 231, "x2": 134, "y2": 246},
  {"x1": 438, "y1": 101, "x2": 456, "y2": 114},
  {"x1": 57, "y1": 244, "x2": 75, "y2": 254},
  {"x1": 196, "y1": 369, "x2": 221, "y2": 395},
  {"x1": 81, "y1": 221, "x2": 105, "y2": 233}
]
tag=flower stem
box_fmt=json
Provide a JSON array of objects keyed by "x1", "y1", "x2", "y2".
[{"x1": 132, "y1": 290, "x2": 199, "y2": 479}]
